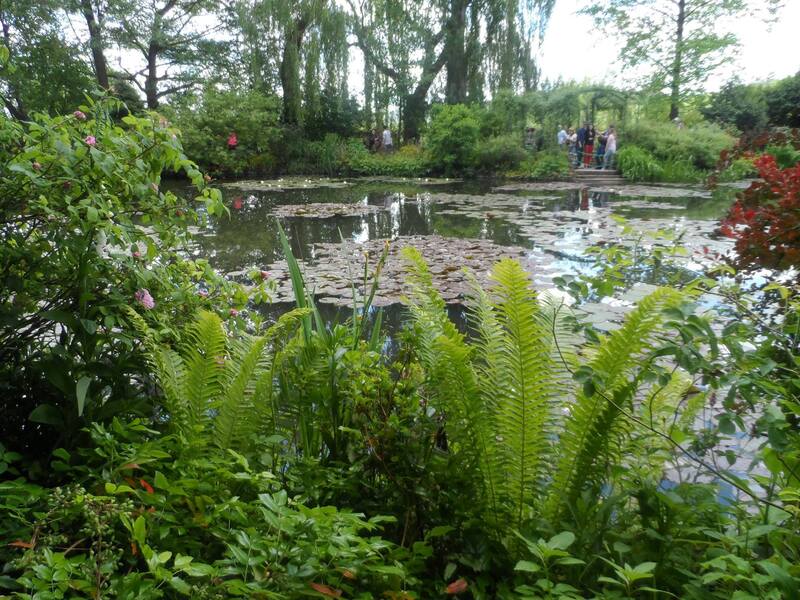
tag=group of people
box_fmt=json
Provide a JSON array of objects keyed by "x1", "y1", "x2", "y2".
[
  {"x1": 558, "y1": 124, "x2": 617, "y2": 170},
  {"x1": 364, "y1": 127, "x2": 394, "y2": 153}
]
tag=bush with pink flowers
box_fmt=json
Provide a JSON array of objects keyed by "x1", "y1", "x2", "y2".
[{"x1": 0, "y1": 97, "x2": 257, "y2": 451}]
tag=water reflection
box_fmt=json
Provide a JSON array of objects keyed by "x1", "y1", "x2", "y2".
[{"x1": 183, "y1": 179, "x2": 734, "y2": 279}]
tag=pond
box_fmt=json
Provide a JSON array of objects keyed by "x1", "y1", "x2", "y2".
[{"x1": 187, "y1": 176, "x2": 737, "y2": 324}]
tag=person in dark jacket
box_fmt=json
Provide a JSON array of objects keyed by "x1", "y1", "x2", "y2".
[{"x1": 576, "y1": 123, "x2": 587, "y2": 167}]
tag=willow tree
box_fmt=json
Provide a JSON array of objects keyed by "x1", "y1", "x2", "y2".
[
  {"x1": 584, "y1": 0, "x2": 781, "y2": 120},
  {"x1": 347, "y1": 0, "x2": 449, "y2": 140}
]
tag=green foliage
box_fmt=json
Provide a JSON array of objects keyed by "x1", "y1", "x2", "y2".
[
  {"x1": 718, "y1": 156, "x2": 758, "y2": 182},
  {"x1": 402, "y1": 249, "x2": 691, "y2": 537},
  {"x1": 424, "y1": 104, "x2": 480, "y2": 175},
  {"x1": 509, "y1": 150, "x2": 570, "y2": 180},
  {"x1": 0, "y1": 97, "x2": 241, "y2": 454},
  {"x1": 624, "y1": 119, "x2": 735, "y2": 171},
  {"x1": 476, "y1": 134, "x2": 527, "y2": 172},
  {"x1": 2, "y1": 420, "x2": 423, "y2": 599},
  {"x1": 168, "y1": 87, "x2": 283, "y2": 177},
  {"x1": 766, "y1": 71, "x2": 800, "y2": 127},
  {"x1": 764, "y1": 143, "x2": 800, "y2": 169},
  {"x1": 130, "y1": 308, "x2": 307, "y2": 451},
  {"x1": 702, "y1": 81, "x2": 769, "y2": 133},
  {"x1": 616, "y1": 145, "x2": 664, "y2": 181}
]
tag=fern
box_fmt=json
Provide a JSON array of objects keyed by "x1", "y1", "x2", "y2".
[
  {"x1": 129, "y1": 307, "x2": 306, "y2": 450},
  {"x1": 543, "y1": 287, "x2": 684, "y2": 522}
]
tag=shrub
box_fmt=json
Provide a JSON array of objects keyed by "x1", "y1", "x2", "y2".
[
  {"x1": 509, "y1": 150, "x2": 570, "y2": 180},
  {"x1": 718, "y1": 156, "x2": 758, "y2": 182},
  {"x1": 764, "y1": 143, "x2": 800, "y2": 169},
  {"x1": 623, "y1": 119, "x2": 735, "y2": 171},
  {"x1": 476, "y1": 134, "x2": 526, "y2": 172},
  {"x1": 0, "y1": 98, "x2": 249, "y2": 453},
  {"x1": 424, "y1": 104, "x2": 480, "y2": 174},
  {"x1": 167, "y1": 87, "x2": 283, "y2": 177},
  {"x1": 616, "y1": 145, "x2": 663, "y2": 181},
  {"x1": 722, "y1": 154, "x2": 800, "y2": 270}
]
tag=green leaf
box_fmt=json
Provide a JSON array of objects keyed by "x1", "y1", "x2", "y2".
[
  {"x1": 29, "y1": 404, "x2": 63, "y2": 426},
  {"x1": 548, "y1": 531, "x2": 575, "y2": 550},
  {"x1": 133, "y1": 515, "x2": 146, "y2": 545},
  {"x1": 514, "y1": 560, "x2": 540, "y2": 573},
  {"x1": 169, "y1": 577, "x2": 192, "y2": 595},
  {"x1": 76, "y1": 376, "x2": 91, "y2": 416}
]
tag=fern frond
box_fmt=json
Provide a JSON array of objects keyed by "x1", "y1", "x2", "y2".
[
  {"x1": 181, "y1": 310, "x2": 227, "y2": 437},
  {"x1": 543, "y1": 287, "x2": 684, "y2": 523},
  {"x1": 477, "y1": 259, "x2": 565, "y2": 527},
  {"x1": 214, "y1": 335, "x2": 269, "y2": 450},
  {"x1": 125, "y1": 306, "x2": 186, "y2": 423}
]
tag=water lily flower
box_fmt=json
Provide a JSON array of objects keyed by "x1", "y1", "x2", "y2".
[
  {"x1": 84, "y1": 135, "x2": 97, "y2": 146},
  {"x1": 260, "y1": 270, "x2": 269, "y2": 280},
  {"x1": 132, "y1": 250, "x2": 141, "y2": 259},
  {"x1": 229, "y1": 308, "x2": 239, "y2": 317},
  {"x1": 73, "y1": 110, "x2": 86, "y2": 120},
  {"x1": 134, "y1": 289, "x2": 155, "y2": 310},
  {"x1": 197, "y1": 289, "x2": 209, "y2": 298},
  {"x1": 232, "y1": 197, "x2": 243, "y2": 210}
]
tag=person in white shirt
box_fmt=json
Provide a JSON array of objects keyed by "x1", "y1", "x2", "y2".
[
  {"x1": 382, "y1": 127, "x2": 394, "y2": 153},
  {"x1": 603, "y1": 127, "x2": 617, "y2": 170},
  {"x1": 557, "y1": 126, "x2": 567, "y2": 147}
]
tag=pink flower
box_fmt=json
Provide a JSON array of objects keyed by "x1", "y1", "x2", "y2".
[
  {"x1": 73, "y1": 110, "x2": 86, "y2": 120},
  {"x1": 32, "y1": 161, "x2": 42, "y2": 171},
  {"x1": 232, "y1": 197, "x2": 243, "y2": 210},
  {"x1": 197, "y1": 289, "x2": 209, "y2": 298},
  {"x1": 132, "y1": 250, "x2": 141, "y2": 259},
  {"x1": 84, "y1": 135, "x2": 97, "y2": 146},
  {"x1": 229, "y1": 308, "x2": 239, "y2": 317},
  {"x1": 260, "y1": 270, "x2": 269, "y2": 280},
  {"x1": 134, "y1": 289, "x2": 155, "y2": 310}
]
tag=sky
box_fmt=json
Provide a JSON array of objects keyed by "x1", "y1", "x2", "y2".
[{"x1": 538, "y1": 0, "x2": 800, "y2": 90}]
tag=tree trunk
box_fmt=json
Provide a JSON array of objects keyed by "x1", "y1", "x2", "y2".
[
  {"x1": 498, "y1": 2, "x2": 516, "y2": 90},
  {"x1": 444, "y1": 0, "x2": 468, "y2": 104},
  {"x1": 280, "y1": 16, "x2": 308, "y2": 126},
  {"x1": 669, "y1": 0, "x2": 685, "y2": 121},
  {"x1": 145, "y1": 43, "x2": 159, "y2": 109},
  {"x1": 81, "y1": 0, "x2": 109, "y2": 89},
  {"x1": 364, "y1": 63, "x2": 373, "y2": 128},
  {"x1": 465, "y1": 1, "x2": 483, "y2": 102}
]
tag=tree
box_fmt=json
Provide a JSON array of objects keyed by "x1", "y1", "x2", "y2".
[
  {"x1": 701, "y1": 81, "x2": 768, "y2": 133},
  {"x1": 766, "y1": 72, "x2": 800, "y2": 128},
  {"x1": 347, "y1": 0, "x2": 448, "y2": 141},
  {"x1": 1, "y1": 1, "x2": 94, "y2": 119},
  {"x1": 584, "y1": 0, "x2": 778, "y2": 120},
  {"x1": 112, "y1": 0, "x2": 221, "y2": 109}
]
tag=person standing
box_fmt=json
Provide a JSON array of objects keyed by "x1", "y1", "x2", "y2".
[
  {"x1": 595, "y1": 129, "x2": 607, "y2": 169},
  {"x1": 576, "y1": 123, "x2": 587, "y2": 168},
  {"x1": 557, "y1": 125, "x2": 567, "y2": 147},
  {"x1": 603, "y1": 127, "x2": 617, "y2": 170},
  {"x1": 567, "y1": 128, "x2": 578, "y2": 165},
  {"x1": 382, "y1": 126, "x2": 394, "y2": 153},
  {"x1": 227, "y1": 131, "x2": 238, "y2": 151},
  {"x1": 584, "y1": 125, "x2": 595, "y2": 167}
]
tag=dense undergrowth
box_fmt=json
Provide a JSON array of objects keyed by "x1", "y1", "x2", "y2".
[
  {"x1": 165, "y1": 88, "x2": 740, "y2": 183},
  {"x1": 3, "y1": 101, "x2": 800, "y2": 599}
]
